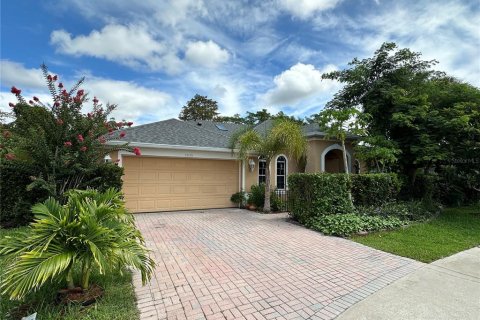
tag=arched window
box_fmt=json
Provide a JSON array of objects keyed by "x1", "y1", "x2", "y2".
[
  {"x1": 258, "y1": 158, "x2": 267, "y2": 184},
  {"x1": 276, "y1": 155, "x2": 287, "y2": 189}
]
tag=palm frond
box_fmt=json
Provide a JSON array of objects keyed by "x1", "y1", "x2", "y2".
[{"x1": 2, "y1": 247, "x2": 76, "y2": 300}]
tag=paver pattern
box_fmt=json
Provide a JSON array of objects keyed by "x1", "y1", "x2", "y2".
[{"x1": 132, "y1": 209, "x2": 423, "y2": 320}]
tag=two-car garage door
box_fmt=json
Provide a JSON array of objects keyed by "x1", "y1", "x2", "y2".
[{"x1": 122, "y1": 156, "x2": 240, "y2": 213}]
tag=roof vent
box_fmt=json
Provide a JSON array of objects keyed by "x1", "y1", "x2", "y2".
[{"x1": 215, "y1": 124, "x2": 228, "y2": 131}]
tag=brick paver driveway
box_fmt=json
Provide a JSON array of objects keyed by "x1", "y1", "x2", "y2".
[{"x1": 132, "y1": 209, "x2": 422, "y2": 320}]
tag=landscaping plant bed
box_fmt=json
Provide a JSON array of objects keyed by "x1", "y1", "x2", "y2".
[{"x1": 56, "y1": 285, "x2": 104, "y2": 306}]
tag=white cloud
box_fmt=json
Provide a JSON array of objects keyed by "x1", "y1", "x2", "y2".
[
  {"x1": 50, "y1": 24, "x2": 184, "y2": 74},
  {"x1": 315, "y1": 1, "x2": 480, "y2": 87},
  {"x1": 0, "y1": 60, "x2": 45, "y2": 89},
  {"x1": 263, "y1": 63, "x2": 340, "y2": 106},
  {"x1": 279, "y1": 0, "x2": 342, "y2": 19},
  {"x1": 0, "y1": 62, "x2": 177, "y2": 124},
  {"x1": 185, "y1": 40, "x2": 230, "y2": 68}
]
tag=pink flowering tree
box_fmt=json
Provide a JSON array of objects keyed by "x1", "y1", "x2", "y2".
[{"x1": 2, "y1": 64, "x2": 139, "y2": 197}]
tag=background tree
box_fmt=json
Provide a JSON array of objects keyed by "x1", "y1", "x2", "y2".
[
  {"x1": 316, "y1": 108, "x2": 366, "y2": 174},
  {"x1": 214, "y1": 113, "x2": 245, "y2": 124},
  {"x1": 354, "y1": 135, "x2": 401, "y2": 173},
  {"x1": 322, "y1": 42, "x2": 480, "y2": 189},
  {"x1": 179, "y1": 94, "x2": 219, "y2": 121},
  {"x1": 244, "y1": 109, "x2": 272, "y2": 125},
  {"x1": 229, "y1": 119, "x2": 306, "y2": 212}
]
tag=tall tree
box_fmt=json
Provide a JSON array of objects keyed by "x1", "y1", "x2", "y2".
[
  {"x1": 214, "y1": 113, "x2": 245, "y2": 124},
  {"x1": 322, "y1": 42, "x2": 480, "y2": 184},
  {"x1": 179, "y1": 94, "x2": 219, "y2": 121},
  {"x1": 229, "y1": 119, "x2": 307, "y2": 212},
  {"x1": 316, "y1": 108, "x2": 366, "y2": 175},
  {"x1": 245, "y1": 109, "x2": 272, "y2": 125}
]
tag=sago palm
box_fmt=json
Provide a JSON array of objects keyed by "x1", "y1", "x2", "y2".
[
  {"x1": 230, "y1": 119, "x2": 307, "y2": 212},
  {"x1": 0, "y1": 188, "x2": 155, "y2": 300}
]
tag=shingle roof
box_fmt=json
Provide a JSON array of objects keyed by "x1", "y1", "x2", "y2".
[
  {"x1": 107, "y1": 118, "x2": 354, "y2": 149},
  {"x1": 108, "y1": 119, "x2": 247, "y2": 149}
]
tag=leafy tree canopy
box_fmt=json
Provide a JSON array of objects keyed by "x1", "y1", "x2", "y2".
[
  {"x1": 322, "y1": 42, "x2": 480, "y2": 183},
  {"x1": 179, "y1": 94, "x2": 219, "y2": 121}
]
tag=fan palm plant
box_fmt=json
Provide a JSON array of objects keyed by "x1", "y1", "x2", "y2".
[
  {"x1": 0, "y1": 188, "x2": 155, "y2": 300},
  {"x1": 230, "y1": 119, "x2": 307, "y2": 212}
]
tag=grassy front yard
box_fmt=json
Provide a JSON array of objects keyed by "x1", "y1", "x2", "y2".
[
  {"x1": 0, "y1": 227, "x2": 139, "y2": 320},
  {"x1": 352, "y1": 206, "x2": 480, "y2": 263}
]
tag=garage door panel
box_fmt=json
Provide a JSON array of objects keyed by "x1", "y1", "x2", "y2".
[
  {"x1": 173, "y1": 172, "x2": 188, "y2": 182},
  {"x1": 173, "y1": 185, "x2": 186, "y2": 194},
  {"x1": 139, "y1": 185, "x2": 157, "y2": 195},
  {"x1": 124, "y1": 185, "x2": 139, "y2": 196},
  {"x1": 123, "y1": 157, "x2": 239, "y2": 213},
  {"x1": 139, "y1": 171, "x2": 157, "y2": 180},
  {"x1": 138, "y1": 200, "x2": 156, "y2": 210}
]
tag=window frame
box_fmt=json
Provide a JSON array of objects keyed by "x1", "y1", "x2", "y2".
[
  {"x1": 275, "y1": 155, "x2": 288, "y2": 190},
  {"x1": 258, "y1": 158, "x2": 267, "y2": 184}
]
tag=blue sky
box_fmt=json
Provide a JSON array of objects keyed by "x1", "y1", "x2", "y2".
[{"x1": 1, "y1": 0, "x2": 479, "y2": 124}]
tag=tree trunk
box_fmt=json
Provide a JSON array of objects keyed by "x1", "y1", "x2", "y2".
[
  {"x1": 66, "y1": 267, "x2": 75, "y2": 289},
  {"x1": 341, "y1": 140, "x2": 349, "y2": 174},
  {"x1": 81, "y1": 261, "x2": 91, "y2": 290},
  {"x1": 264, "y1": 160, "x2": 271, "y2": 213},
  {"x1": 341, "y1": 140, "x2": 353, "y2": 204}
]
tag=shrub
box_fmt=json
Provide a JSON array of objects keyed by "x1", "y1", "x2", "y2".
[
  {"x1": 230, "y1": 191, "x2": 247, "y2": 208},
  {"x1": 0, "y1": 163, "x2": 123, "y2": 228},
  {"x1": 2, "y1": 64, "x2": 137, "y2": 205},
  {"x1": 356, "y1": 201, "x2": 439, "y2": 222},
  {"x1": 0, "y1": 188, "x2": 155, "y2": 300},
  {"x1": 0, "y1": 162, "x2": 48, "y2": 228},
  {"x1": 248, "y1": 184, "x2": 265, "y2": 208},
  {"x1": 308, "y1": 214, "x2": 404, "y2": 237},
  {"x1": 410, "y1": 173, "x2": 440, "y2": 203},
  {"x1": 81, "y1": 163, "x2": 124, "y2": 192},
  {"x1": 288, "y1": 173, "x2": 354, "y2": 223},
  {"x1": 350, "y1": 173, "x2": 401, "y2": 206},
  {"x1": 247, "y1": 184, "x2": 282, "y2": 212}
]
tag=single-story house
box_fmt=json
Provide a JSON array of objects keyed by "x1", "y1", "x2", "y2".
[{"x1": 107, "y1": 119, "x2": 359, "y2": 213}]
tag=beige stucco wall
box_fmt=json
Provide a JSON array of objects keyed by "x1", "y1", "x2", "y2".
[
  {"x1": 305, "y1": 139, "x2": 356, "y2": 173},
  {"x1": 244, "y1": 155, "x2": 299, "y2": 191}
]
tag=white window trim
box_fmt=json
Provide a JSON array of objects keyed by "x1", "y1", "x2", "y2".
[
  {"x1": 320, "y1": 144, "x2": 352, "y2": 173},
  {"x1": 275, "y1": 154, "x2": 288, "y2": 190},
  {"x1": 258, "y1": 158, "x2": 267, "y2": 184}
]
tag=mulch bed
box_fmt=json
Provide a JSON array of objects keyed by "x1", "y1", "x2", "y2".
[{"x1": 56, "y1": 284, "x2": 104, "y2": 306}]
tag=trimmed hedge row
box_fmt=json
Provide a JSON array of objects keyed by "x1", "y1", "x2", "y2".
[
  {"x1": 0, "y1": 162, "x2": 124, "y2": 228},
  {"x1": 351, "y1": 173, "x2": 401, "y2": 206},
  {"x1": 288, "y1": 173, "x2": 354, "y2": 223},
  {"x1": 288, "y1": 173, "x2": 402, "y2": 223}
]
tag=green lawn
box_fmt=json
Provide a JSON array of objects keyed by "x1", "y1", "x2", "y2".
[
  {"x1": 352, "y1": 206, "x2": 480, "y2": 263},
  {"x1": 0, "y1": 227, "x2": 139, "y2": 320}
]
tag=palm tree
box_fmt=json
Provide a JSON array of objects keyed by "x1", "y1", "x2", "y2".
[
  {"x1": 0, "y1": 188, "x2": 155, "y2": 300},
  {"x1": 230, "y1": 119, "x2": 307, "y2": 212}
]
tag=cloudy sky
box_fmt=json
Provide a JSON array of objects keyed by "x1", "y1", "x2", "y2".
[{"x1": 1, "y1": 0, "x2": 479, "y2": 124}]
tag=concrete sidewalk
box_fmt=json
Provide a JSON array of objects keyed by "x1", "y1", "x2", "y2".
[{"x1": 337, "y1": 247, "x2": 480, "y2": 320}]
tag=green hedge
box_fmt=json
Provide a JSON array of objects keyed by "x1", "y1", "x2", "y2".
[
  {"x1": 351, "y1": 173, "x2": 401, "y2": 206},
  {"x1": 288, "y1": 173, "x2": 354, "y2": 223},
  {"x1": 0, "y1": 162, "x2": 48, "y2": 228},
  {"x1": 0, "y1": 162, "x2": 124, "y2": 228}
]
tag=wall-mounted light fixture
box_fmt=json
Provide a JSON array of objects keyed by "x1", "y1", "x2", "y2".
[
  {"x1": 248, "y1": 158, "x2": 255, "y2": 172},
  {"x1": 104, "y1": 154, "x2": 112, "y2": 163}
]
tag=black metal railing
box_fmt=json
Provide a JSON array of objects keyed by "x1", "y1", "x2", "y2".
[{"x1": 273, "y1": 189, "x2": 291, "y2": 212}]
